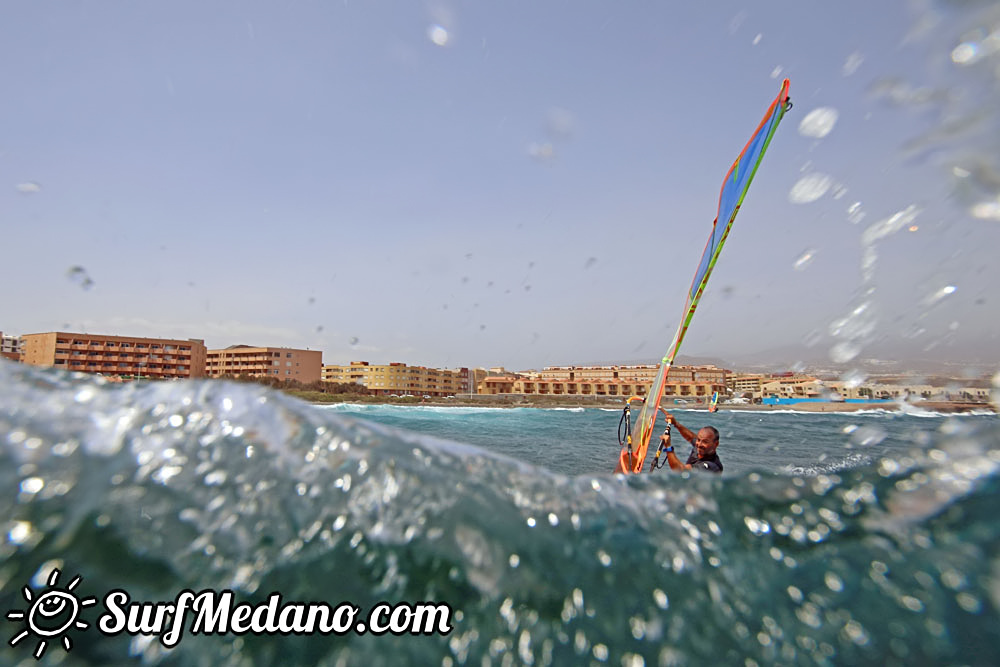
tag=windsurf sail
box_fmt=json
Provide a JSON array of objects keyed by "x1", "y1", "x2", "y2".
[
  {"x1": 709, "y1": 390, "x2": 719, "y2": 413},
  {"x1": 616, "y1": 78, "x2": 791, "y2": 474}
]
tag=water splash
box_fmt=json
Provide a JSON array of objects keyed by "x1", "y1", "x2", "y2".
[{"x1": 0, "y1": 363, "x2": 997, "y2": 665}]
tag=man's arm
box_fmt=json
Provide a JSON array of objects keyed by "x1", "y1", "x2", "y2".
[
  {"x1": 665, "y1": 413, "x2": 696, "y2": 444},
  {"x1": 660, "y1": 430, "x2": 690, "y2": 471},
  {"x1": 666, "y1": 446, "x2": 688, "y2": 470}
]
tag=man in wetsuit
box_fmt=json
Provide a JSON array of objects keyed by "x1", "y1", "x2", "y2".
[{"x1": 658, "y1": 413, "x2": 723, "y2": 473}]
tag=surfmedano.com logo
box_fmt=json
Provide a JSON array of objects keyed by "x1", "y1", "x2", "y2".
[
  {"x1": 6, "y1": 568, "x2": 454, "y2": 660},
  {"x1": 6, "y1": 569, "x2": 98, "y2": 659}
]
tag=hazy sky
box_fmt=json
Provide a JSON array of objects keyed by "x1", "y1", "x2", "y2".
[{"x1": 3, "y1": 1, "x2": 998, "y2": 371}]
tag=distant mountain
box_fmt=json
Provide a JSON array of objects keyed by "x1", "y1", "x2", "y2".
[
  {"x1": 550, "y1": 338, "x2": 995, "y2": 378},
  {"x1": 719, "y1": 338, "x2": 997, "y2": 377}
]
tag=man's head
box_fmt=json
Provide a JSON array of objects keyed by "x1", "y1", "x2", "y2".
[{"x1": 694, "y1": 426, "x2": 719, "y2": 457}]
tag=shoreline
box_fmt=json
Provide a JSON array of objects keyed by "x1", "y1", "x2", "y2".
[{"x1": 297, "y1": 392, "x2": 994, "y2": 415}]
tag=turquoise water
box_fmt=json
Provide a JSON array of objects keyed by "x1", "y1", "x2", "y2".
[
  {"x1": 316, "y1": 401, "x2": 988, "y2": 477},
  {"x1": 2, "y1": 361, "x2": 998, "y2": 665}
]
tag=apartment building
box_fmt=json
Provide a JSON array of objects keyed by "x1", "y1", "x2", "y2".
[
  {"x1": 539, "y1": 364, "x2": 727, "y2": 384},
  {"x1": 478, "y1": 364, "x2": 728, "y2": 399},
  {"x1": 760, "y1": 376, "x2": 824, "y2": 400},
  {"x1": 729, "y1": 373, "x2": 767, "y2": 397},
  {"x1": 322, "y1": 361, "x2": 471, "y2": 396},
  {"x1": 20, "y1": 332, "x2": 207, "y2": 379},
  {"x1": 206, "y1": 345, "x2": 322, "y2": 383}
]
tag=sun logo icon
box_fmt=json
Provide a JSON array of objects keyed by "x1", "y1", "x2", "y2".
[{"x1": 6, "y1": 568, "x2": 97, "y2": 659}]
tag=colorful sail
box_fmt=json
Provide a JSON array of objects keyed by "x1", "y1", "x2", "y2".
[{"x1": 616, "y1": 79, "x2": 791, "y2": 474}]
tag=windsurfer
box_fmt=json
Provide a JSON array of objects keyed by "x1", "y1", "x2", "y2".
[{"x1": 659, "y1": 414, "x2": 723, "y2": 473}]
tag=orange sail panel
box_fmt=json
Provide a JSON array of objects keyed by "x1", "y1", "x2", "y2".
[{"x1": 616, "y1": 79, "x2": 791, "y2": 474}]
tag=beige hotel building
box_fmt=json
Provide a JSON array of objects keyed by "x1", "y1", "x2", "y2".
[
  {"x1": 479, "y1": 364, "x2": 729, "y2": 400},
  {"x1": 206, "y1": 345, "x2": 322, "y2": 383},
  {"x1": 322, "y1": 361, "x2": 473, "y2": 396},
  {"x1": 20, "y1": 332, "x2": 207, "y2": 379}
]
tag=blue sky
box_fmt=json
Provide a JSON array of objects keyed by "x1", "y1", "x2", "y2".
[{"x1": 3, "y1": 1, "x2": 998, "y2": 371}]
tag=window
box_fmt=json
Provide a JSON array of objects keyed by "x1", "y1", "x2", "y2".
[{"x1": 286, "y1": 353, "x2": 292, "y2": 358}]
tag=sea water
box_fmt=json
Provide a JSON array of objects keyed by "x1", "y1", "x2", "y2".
[{"x1": 2, "y1": 360, "x2": 998, "y2": 665}]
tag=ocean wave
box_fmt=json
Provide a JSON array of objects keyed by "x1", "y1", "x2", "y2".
[{"x1": 2, "y1": 361, "x2": 999, "y2": 665}]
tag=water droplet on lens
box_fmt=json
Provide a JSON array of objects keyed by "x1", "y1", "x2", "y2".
[
  {"x1": 66, "y1": 266, "x2": 94, "y2": 290},
  {"x1": 843, "y1": 51, "x2": 864, "y2": 76},
  {"x1": 428, "y1": 24, "x2": 449, "y2": 46},
  {"x1": 798, "y1": 107, "x2": 839, "y2": 138},
  {"x1": 829, "y1": 341, "x2": 860, "y2": 363},
  {"x1": 793, "y1": 249, "x2": 816, "y2": 271},
  {"x1": 349, "y1": 337, "x2": 359, "y2": 346},
  {"x1": 970, "y1": 200, "x2": 1000, "y2": 220},
  {"x1": 803, "y1": 330, "x2": 823, "y2": 347},
  {"x1": 789, "y1": 173, "x2": 832, "y2": 203}
]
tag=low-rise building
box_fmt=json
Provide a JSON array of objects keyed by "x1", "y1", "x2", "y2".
[
  {"x1": 322, "y1": 361, "x2": 470, "y2": 396},
  {"x1": 20, "y1": 331, "x2": 207, "y2": 379},
  {"x1": 207, "y1": 345, "x2": 322, "y2": 383},
  {"x1": 761, "y1": 376, "x2": 823, "y2": 401},
  {"x1": 478, "y1": 364, "x2": 728, "y2": 400}
]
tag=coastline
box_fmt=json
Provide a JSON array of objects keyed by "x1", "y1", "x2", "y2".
[{"x1": 295, "y1": 392, "x2": 995, "y2": 415}]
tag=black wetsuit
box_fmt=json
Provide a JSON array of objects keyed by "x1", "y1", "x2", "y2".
[{"x1": 685, "y1": 451, "x2": 723, "y2": 473}]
